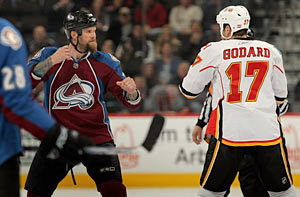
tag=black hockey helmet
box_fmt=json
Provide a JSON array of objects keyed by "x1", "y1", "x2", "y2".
[{"x1": 63, "y1": 11, "x2": 97, "y2": 39}]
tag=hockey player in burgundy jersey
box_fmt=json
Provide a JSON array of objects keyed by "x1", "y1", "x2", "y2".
[
  {"x1": 0, "y1": 18, "x2": 93, "y2": 197},
  {"x1": 25, "y1": 11, "x2": 141, "y2": 197},
  {"x1": 180, "y1": 5, "x2": 296, "y2": 197}
]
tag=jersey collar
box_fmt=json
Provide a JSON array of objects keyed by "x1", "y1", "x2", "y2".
[{"x1": 71, "y1": 51, "x2": 91, "y2": 63}]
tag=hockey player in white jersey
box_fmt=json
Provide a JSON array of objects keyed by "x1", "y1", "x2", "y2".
[{"x1": 179, "y1": 5, "x2": 296, "y2": 197}]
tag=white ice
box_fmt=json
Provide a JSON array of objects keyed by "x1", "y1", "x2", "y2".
[{"x1": 21, "y1": 187, "x2": 300, "y2": 197}]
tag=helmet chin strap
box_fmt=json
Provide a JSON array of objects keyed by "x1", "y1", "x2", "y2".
[{"x1": 69, "y1": 35, "x2": 87, "y2": 54}]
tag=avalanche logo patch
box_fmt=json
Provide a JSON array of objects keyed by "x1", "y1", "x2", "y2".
[
  {"x1": 52, "y1": 74, "x2": 95, "y2": 110},
  {"x1": 1, "y1": 26, "x2": 22, "y2": 50}
]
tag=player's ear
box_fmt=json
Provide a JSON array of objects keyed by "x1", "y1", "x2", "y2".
[
  {"x1": 70, "y1": 30, "x2": 78, "y2": 40},
  {"x1": 223, "y1": 24, "x2": 232, "y2": 37}
]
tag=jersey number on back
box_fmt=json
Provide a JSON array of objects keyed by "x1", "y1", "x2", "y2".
[
  {"x1": 2, "y1": 65, "x2": 26, "y2": 91},
  {"x1": 226, "y1": 61, "x2": 269, "y2": 103}
]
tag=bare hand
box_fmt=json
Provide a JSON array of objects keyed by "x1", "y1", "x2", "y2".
[
  {"x1": 50, "y1": 45, "x2": 71, "y2": 65},
  {"x1": 192, "y1": 125, "x2": 203, "y2": 145},
  {"x1": 116, "y1": 77, "x2": 137, "y2": 94}
]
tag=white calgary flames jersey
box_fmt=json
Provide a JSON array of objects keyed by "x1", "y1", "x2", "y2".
[{"x1": 180, "y1": 39, "x2": 287, "y2": 146}]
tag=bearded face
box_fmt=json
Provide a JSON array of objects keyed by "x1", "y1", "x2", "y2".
[
  {"x1": 75, "y1": 26, "x2": 98, "y2": 53},
  {"x1": 87, "y1": 40, "x2": 97, "y2": 53}
]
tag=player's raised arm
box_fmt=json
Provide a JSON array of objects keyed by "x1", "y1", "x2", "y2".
[
  {"x1": 28, "y1": 45, "x2": 71, "y2": 88},
  {"x1": 33, "y1": 45, "x2": 71, "y2": 77}
]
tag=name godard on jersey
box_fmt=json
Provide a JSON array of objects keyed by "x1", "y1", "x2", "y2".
[{"x1": 52, "y1": 74, "x2": 95, "y2": 110}]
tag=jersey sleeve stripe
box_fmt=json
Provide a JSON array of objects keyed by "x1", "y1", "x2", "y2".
[
  {"x1": 179, "y1": 83, "x2": 200, "y2": 99},
  {"x1": 0, "y1": 96, "x2": 46, "y2": 140},
  {"x1": 29, "y1": 64, "x2": 42, "y2": 88},
  {"x1": 275, "y1": 96, "x2": 286, "y2": 101},
  {"x1": 274, "y1": 65, "x2": 284, "y2": 74},
  {"x1": 31, "y1": 72, "x2": 42, "y2": 80},
  {"x1": 199, "y1": 66, "x2": 216, "y2": 72}
]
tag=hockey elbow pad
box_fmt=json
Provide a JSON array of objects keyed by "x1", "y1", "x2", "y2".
[{"x1": 39, "y1": 124, "x2": 94, "y2": 162}]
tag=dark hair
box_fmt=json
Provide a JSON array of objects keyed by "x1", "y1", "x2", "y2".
[
  {"x1": 223, "y1": 24, "x2": 248, "y2": 37},
  {"x1": 233, "y1": 29, "x2": 248, "y2": 37}
]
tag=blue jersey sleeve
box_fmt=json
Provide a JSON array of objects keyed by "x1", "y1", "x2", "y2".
[
  {"x1": 91, "y1": 51, "x2": 141, "y2": 109},
  {"x1": 27, "y1": 47, "x2": 57, "y2": 78},
  {"x1": 0, "y1": 19, "x2": 55, "y2": 139},
  {"x1": 91, "y1": 51, "x2": 126, "y2": 79}
]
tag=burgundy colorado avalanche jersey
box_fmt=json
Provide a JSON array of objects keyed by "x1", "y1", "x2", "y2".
[{"x1": 28, "y1": 47, "x2": 141, "y2": 144}]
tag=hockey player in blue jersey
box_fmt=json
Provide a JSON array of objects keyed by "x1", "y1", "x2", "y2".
[{"x1": 0, "y1": 18, "x2": 93, "y2": 197}]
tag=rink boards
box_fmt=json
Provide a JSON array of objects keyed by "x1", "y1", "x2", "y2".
[{"x1": 20, "y1": 113, "x2": 300, "y2": 188}]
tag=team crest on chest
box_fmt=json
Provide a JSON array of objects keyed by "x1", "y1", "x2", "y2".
[{"x1": 52, "y1": 74, "x2": 95, "y2": 110}]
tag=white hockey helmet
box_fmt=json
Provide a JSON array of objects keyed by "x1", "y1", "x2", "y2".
[{"x1": 216, "y1": 5, "x2": 250, "y2": 39}]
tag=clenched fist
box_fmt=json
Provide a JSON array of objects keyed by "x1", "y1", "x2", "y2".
[
  {"x1": 116, "y1": 77, "x2": 137, "y2": 94},
  {"x1": 116, "y1": 77, "x2": 138, "y2": 100}
]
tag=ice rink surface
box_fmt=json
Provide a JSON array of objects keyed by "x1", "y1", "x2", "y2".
[{"x1": 21, "y1": 187, "x2": 300, "y2": 197}]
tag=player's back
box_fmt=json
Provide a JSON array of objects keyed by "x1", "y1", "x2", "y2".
[
  {"x1": 181, "y1": 38, "x2": 287, "y2": 146},
  {"x1": 209, "y1": 39, "x2": 286, "y2": 146},
  {"x1": 217, "y1": 39, "x2": 281, "y2": 109}
]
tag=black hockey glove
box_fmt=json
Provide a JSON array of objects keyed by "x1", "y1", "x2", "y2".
[
  {"x1": 275, "y1": 97, "x2": 289, "y2": 116},
  {"x1": 39, "y1": 124, "x2": 94, "y2": 162},
  {"x1": 277, "y1": 99, "x2": 289, "y2": 116}
]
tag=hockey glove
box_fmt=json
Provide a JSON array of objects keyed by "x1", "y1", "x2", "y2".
[
  {"x1": 39, "y1": 124, "x2": 94, "y2": 162},
  {"x1": 275, "y1": 97, "x2": 289, "y2": 116},
  {"x1": 277, "y1": 99, "x2": 289, "y2": 116}
]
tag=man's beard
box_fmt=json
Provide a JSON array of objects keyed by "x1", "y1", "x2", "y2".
[{"x1": 87, "y1": 41, "x2": 97, "y2": 53}]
